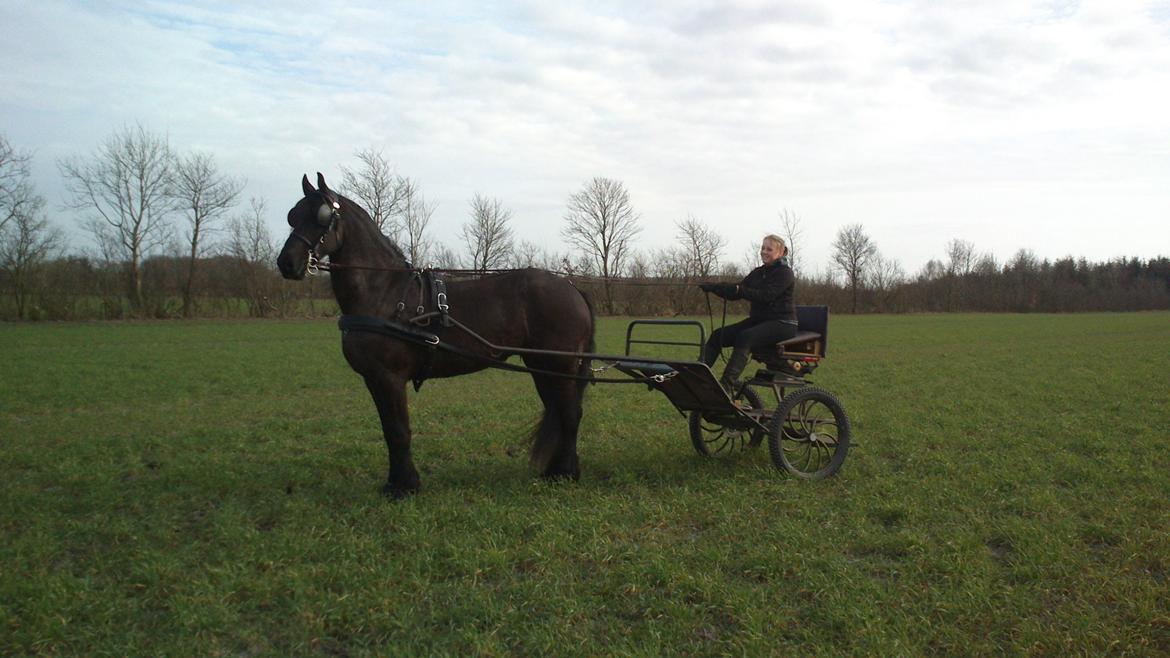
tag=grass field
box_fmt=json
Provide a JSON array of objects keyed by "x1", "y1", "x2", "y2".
[{"x1": 2, "y1": 312, "x2": 1168, "y2": 656}]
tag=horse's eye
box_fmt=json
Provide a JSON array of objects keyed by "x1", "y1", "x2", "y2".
[{"x1": 317, "y1": 204, "x2": 333, "y2": 225}]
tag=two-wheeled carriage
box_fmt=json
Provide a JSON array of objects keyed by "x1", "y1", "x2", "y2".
[{"x1": 614, "y1": 305, "x2": 850, "y2": 479}]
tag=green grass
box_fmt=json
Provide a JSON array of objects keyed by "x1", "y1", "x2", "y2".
[{"x1": 2, "y1": 313, "x2": 1169, "y2": 656}]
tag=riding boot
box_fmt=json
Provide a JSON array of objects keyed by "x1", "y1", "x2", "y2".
[
  {"x1": 719, "y1": 346, "x2": 750, "y2": 396},
  {"x1": 702, "y1": 341, "x2": 720, "y2": 367}
]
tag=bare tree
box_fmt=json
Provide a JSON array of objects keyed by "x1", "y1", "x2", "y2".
[
  {"x1": 830, "y1": 223, "x2": 877, "y2": 313},
  {"x1": 514, "y1": 247, "x2": 573, "y2": 272},
  {"x1": 463, "y1": 193, "x2": 514, "y2": 272},
  {"x1": 0, "y1": 191, "x2": 65, "y2": 319},
  {"x1": 741, "y1": 243, "x2": 762, "y2": 275},
  {"x1": 226, "y1": 197, "x2": 277, "y2": 316},
  {"x1": 400, "y1": 179, "x2": 435, "y2": 266},
  {"x1": 171, "y1": 151, "x2": 245, "y2": 316},
  {"x1": 867, "y1": 253, "x2": 905, "y2": 312},
  {"x1": 945, "y1": 238, "x2": 977, "y2": 277},
  {"x1": 719, "y1": 261, "x2": 743, "y2": 278},
  {"x1": 1, "y1": 134, "x2": 35, "y2": 235},
  {"x1": 430, "y1": 243, "x2": 461, "y2": 269},
  {"x1": 227, "y1": 198, "x2": 275, "y2": 264},
  {"x1": 562, "y1": 177, "x2": 641, "y2": 312},
  {"x1": 1005, "y1": 248, "x2": 1041, "y2": 311},
  {"x1": 973, "y1": 253, "x2": 999, "y2": 276},
  {"x1": 339, "y1": 148, "x2": 407, "y2": 237},
  {"x1": 511, "y1": 240, "x2": 543, "y2": 268},
  {"x1": 939, "y1": 238, "x2": 978, "y2": 310},
  {"x1": 58, "y1": 123, "x2": 175, "y2": 311},
  {"x1": 778, "y1": 208, "x2": 804, "y2": 276},
  {"x1": 868, "y1": 253, "x2": 904, "y2": 289},
  {"x1": 917, "y1": 258, "x2": 946, "y2": 282},
  {"x1": 675, "y1": 213, "x2": 725, "y2": 278}
]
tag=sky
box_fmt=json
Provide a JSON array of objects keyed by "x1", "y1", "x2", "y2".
[{"x1": 2, "y1": 0, "x2": 1169, "y2": 276}]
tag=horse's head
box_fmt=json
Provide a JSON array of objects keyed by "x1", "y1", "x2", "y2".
[{"x1": 277, "y1": 173, "x2": 344, "y2": 280}]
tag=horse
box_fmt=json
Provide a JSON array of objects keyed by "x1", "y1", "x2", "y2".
[{"x1": 277, "y1": 173, "x2": 596, "y2": 497}]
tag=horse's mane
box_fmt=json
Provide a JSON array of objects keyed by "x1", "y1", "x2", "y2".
[{"x1": 337, "y1": 194, "x2": 409, "y2": 265}]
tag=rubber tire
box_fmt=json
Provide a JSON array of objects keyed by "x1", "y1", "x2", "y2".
[
  {"x1": 767, "y1": 387, "x2": 850, "y2": 479},
  {"x1": 689, "y1": 386, "x2": 764, "y2": 457}
]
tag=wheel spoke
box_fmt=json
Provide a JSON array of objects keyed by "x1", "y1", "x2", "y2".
[{"x1": 690, "y1": 386, "x2": 763, "y2": 457}]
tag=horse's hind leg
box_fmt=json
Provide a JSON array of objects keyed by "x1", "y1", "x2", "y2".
[
  {"x1": 528, "y1": 371, "x2": 585, "y2": 480},
  {"x1": 362, "y1": 370, "x2": 420, "y2": 497}
]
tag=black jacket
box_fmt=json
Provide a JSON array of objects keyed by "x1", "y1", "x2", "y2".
[{"x1": 728, "y1": 260, "x2": 796, "y2": 322}]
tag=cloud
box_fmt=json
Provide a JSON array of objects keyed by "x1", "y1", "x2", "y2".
[{"x1": 2, "y1": 0, "x2": 1169, "y2": 272}]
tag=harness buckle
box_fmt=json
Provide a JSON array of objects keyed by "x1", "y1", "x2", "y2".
[
  {"x1": 307, "y1": 252, "x2": 320, "y2": 276},
  {"x1": 437, "y1": 292, "x2": 449, "y2": 312}
]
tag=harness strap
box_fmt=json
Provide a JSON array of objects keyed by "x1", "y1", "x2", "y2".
[
  {"x1": 341, "y1": 315, "x2": 440, "y2": 345},
  {"x1": 397, "y1": 270, "x2": 452, "y2": 329},
  {"x1": 430, "y1": 274, "x2": 451, "y2": 327}
]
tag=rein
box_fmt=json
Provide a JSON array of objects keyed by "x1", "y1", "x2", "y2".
[
  {"x1": 341, "y1": 313, "x2": 679, "y2": 386},
  {"x1": 309, "y1": 257, "x2": 716, "y2": 289}
]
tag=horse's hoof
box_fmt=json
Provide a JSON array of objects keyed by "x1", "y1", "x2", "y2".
[
  {"x1": 381, "y1": 482, "x2": 420, "y2": 499},
  {"x1": 540, "y1": 469, "x2": 581, "y2": 483}
]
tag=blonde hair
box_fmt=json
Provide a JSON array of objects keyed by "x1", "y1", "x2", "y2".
[{"x1": 763, "y1": 234, "x2": 787, "y2": 255}]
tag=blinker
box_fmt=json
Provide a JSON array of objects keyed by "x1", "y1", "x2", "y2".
[{"x1": 316, "y1": 203, "x2": 333, "y2": 226}]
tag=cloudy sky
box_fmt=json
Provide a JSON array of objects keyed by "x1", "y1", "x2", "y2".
[{"x1": 3, "y1": 0, "x2": 1168, "y2": 275}]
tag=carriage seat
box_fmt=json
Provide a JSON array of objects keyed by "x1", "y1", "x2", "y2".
[{"x1": 750, "y1": 305, "x2": 829, "y2": 374}]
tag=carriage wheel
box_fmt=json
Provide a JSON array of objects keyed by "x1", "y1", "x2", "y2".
[
  {"x1": 689, "y1": 386, "x2": 764, "y2": 457},
  {"x1": 767, "y1": 387, "x2": 850, "y2": 479}
]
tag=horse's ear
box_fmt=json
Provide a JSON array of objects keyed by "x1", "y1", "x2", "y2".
[
  {"x1": 317, "y1": 172, "x2": 331, "y2": 194},
  {"x1": 302, "y1": 174, "x2": 314, "y2": 196}
]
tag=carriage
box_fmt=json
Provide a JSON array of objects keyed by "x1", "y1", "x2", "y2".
[
  {"x1": 280, "y1": 173, "x2": 851, "y2": 495},
  {"x1": 614, "y1": 305, "x2": 850, "y2": 479}
]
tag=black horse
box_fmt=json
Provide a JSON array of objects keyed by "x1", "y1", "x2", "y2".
[{"x1": 277, "y1": 174, "x2": 595, "y2": 497}]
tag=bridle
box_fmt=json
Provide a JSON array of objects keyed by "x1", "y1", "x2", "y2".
[{"x1": 289, "y1": 191, "x2": 341, "y2": 275}]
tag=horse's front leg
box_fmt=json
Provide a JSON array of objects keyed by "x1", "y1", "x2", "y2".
[{"x1": 362, "y1": 370, "x2": 420, "y2": 498}]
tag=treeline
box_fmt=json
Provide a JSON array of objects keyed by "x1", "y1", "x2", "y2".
[
  {"x1": 2, "y1": 251, "x2": 1165, "y2": 321},
  {"x1": 580, "y1": 254, "x2": 1170, "y2": 316},
  {"x1": 0, "y1": 254, "x2": 332, "y2": 321},
  {"x1": 801, "y1": 254, "x2": 1170, "y2": 315}
]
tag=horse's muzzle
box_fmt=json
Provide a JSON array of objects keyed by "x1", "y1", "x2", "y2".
[{"x1": 276, "y1": 250, "x2": 306, "y2": 280}]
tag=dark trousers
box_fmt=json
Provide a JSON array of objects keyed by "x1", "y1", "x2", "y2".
[{"x1": 703, "y1": 318, "x2": 797, "y2": 366}]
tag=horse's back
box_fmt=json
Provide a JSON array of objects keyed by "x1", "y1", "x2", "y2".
[{"x1": 448, "y1": 268, "x2": 593, "y2": 351}]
